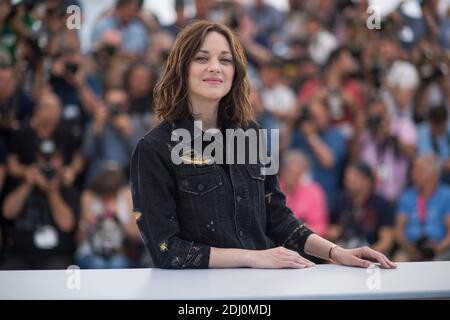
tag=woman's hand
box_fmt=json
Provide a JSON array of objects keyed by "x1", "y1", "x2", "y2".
[
  {"x1": 248, "y1": 247, "x2": 315, "y2": 269},
  {"x1": 331, "y1": 246, "x2": 397, "y2": 269}
]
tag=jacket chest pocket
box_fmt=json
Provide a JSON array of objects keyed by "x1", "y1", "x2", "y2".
[
  {"x1": 178, "y1": 169, "x2": 222, "y2": 195},
  {"x1": 176, "y1": 165, "x2": 223, "y2": 242}
]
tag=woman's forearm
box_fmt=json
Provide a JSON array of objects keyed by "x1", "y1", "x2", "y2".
[
  {"x1": 209, "y1": 247, "x2": 253, "y2": 268},
  {"x1": 304, "y1": 233, "x2": 336, "y2": 260},
  {"x1": 209, "y1": 246, "x2": 314, "y2": 269}
]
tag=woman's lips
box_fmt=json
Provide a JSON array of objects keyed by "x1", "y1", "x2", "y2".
[{"x1": 203, "y1": 78, "x2": 223, "y2": 85}]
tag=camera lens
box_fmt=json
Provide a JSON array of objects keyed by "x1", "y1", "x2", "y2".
[
  {"x1": 367, "y1": 114, "x2": 382, "y2": 132},
  {"x1": 104, "y1": 45, "x2": 117, "y2": 56},
  {"x1": 108, "y1": 102, "x2": 123, "y2": 116},
  {"x1": 65, "y1": 61, "x2": 79, "y2": 75}
]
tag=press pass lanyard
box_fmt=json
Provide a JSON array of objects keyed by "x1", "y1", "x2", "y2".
[{"x1": 416, "y1": 195, "x2": 427, "y2": 231}]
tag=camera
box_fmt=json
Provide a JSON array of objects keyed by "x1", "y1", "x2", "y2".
[
  {"x1": 24, "y1": 31, "x2": 48, "y2": 62},
  {"x1": 294, "y1": 106, "x2": 312, "y2": 128},
  {"x1": 419, "y1": 61, "x2": 447, "y2": 82},
  {"x1": 64, "y1": 61, "x2": 79, "y2": 75},
  {"x1": 108, "y1": 102, "x2": 124, "y2": 117},
  {"x1": 160, "y1": 49, "x2": 170, "y2": 63},
  {"x1": 41, "y1": 163, "x2": 56, "y2": 180},
  {"x1": 327, "y1": 89, "x2": 344, "y2": 120},
  {"x1": 90, "y1": 215, "x2": 124, "y2": 258},
  {"x1": 298, "y1": 106, "x2": 312, "y2": 123},
  {"x1": 366, "y1": 114, "x2": 382, "y2": 133},
  {"x1": 416, "y1": 236, "x2": 435, "y2": 260},
  {"x1": 39, "y1": 139, "x2": 56, "y2": 180},
  {"x1": 418, "y1": 46, "x2": 449, "y2": 82},
  {"x1": 0, "y1": 103, "x2": 14, "y2": 129},
  {"x1": 104, "y1": 44, "x2": 118, "y2": 57},
  {"x1": 369, "y1": 62, "x2": 383, "y2": 89}
]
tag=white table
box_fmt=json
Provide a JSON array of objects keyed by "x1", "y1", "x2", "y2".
[{"x1": 0, "y1": 261, "x2": 449, "y2": 299}]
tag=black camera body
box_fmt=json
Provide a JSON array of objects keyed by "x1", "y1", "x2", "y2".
[
  {"x1": 39, "y1": 140, "x2": 57, "y2": 181},
  {"x1": 0, "y1": 103, "x2": 14, "y2": 129},
  {"x1": 41, "y1": 163, "x2": 56, "y2": 181},
  {"x1": 108, "y1": 102, "x2": 124, "y2": 117},
  {"x1": 104, "y1": 44, "x2": 118, "y2": 57},
  {"x1": 64, "y1": 61, "x2": 79, "y2": 75},
  {"x1": 366, "y1": 114, "x2": 382, "y2": 133},
  {"x1": 416, "y1": 236, "x2": 435, "y2": 260},
  {"x1": 298, "y1": 106, "x2": 312, "y2": 123}
]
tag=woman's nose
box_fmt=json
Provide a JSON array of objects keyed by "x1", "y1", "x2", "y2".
[{"x1": 207, "y1": 58, "x2": 221, "y2": 73}]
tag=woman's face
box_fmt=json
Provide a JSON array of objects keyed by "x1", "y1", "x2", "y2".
[
  {"x1": 188, "y1": 31, "x2": 235, "y2": 107},
  {"x1": 281, "y1": 162, "x2": 304, "y2": 188}
]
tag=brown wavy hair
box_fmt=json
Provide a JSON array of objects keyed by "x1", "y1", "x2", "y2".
[{"x1": 153, "y1": 20, "x2": 254, "y2": 128}]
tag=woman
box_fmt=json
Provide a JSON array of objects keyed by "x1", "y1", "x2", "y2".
[
  {"x1": 130, "y1": 21, "x2": 396, "y2": 269},
  {"x1": 279, "y1": 150, "x2": 328, "y2": 237}
]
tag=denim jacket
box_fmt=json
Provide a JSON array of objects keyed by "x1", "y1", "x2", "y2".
[{"x1": 129, "y1": 118, "x2": 314, "y2": 269}]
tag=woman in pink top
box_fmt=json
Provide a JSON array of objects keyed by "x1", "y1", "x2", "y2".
[{"x1": 279, "y1": 150, "x2": 329, "y2": 236}]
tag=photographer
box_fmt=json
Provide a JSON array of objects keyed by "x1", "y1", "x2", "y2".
[
  {"x1": 259, "y1": 59, "x2": 297, "y2": 126},
  {"x1": 413, "y1": 40, "x2": 449, "y2": 123},
  {"x1": 91, "y1": 0, "x2": 148, "y2": 56},
  {"x1": 82, "y1": 87, "x2": 135, "y2": 186},
  {"x1": 354, "y1": 98, "x2": 416, "y2": 202},
  {"x1": 1, "y1": 0, "x2": 50, "y2": 98},
  {"x1": 382, "y1": 60, "x2": 420, "y2": 121},
  {"x1": 89, "y1": 29, "x2": 127, "y2": 92},
  {"x1": 75, "y1": 164, "x2": 140, "y2": 269},
  {"x1": 124, "y1": 60, "x2": 157, "y2": 144},
  {"x1": 290, "y1": 98, "x2": 347, "y2": 206},
  {"x1": 0, "y1": 64, "x2": 34, "y2": 140},
  {"x1": 49, "y1": 47, "x2": 96, "y2": 145},
  {"x1": 1, "y1": 142, "x2": 78, "y2": 270},
  {"x1": 395, "y1": 154, "x2": 450, "y2": 261},
  {"x1": 45, "y1": 0, "x2": 81, "y2": 57},
  {"x1": 0, "y1": 0, "x2": 35, "y2": 60},
  {"x1": 0, "y1": 138, "x2": 5, "y2": 194},
  {"x1": 417, "y1": 105, "x2": 450, "y2": 185},
  {"x1": 328, "y1": 161, "x2": 395, "y2": 256},
  {"x1": 297, "y1": 46, "x2": 365, "y2": 139},
  {"x1": 6, "y1": 91, "x2": 84, "y2": 188}
]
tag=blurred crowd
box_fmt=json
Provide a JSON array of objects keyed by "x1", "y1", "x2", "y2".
[{"x1": 0, "y1": 0, "x2": 450, "y2": 270}]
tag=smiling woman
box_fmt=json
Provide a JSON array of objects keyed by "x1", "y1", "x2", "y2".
[
  {"x1": 129, "y1": 20, "x2": 397, "y2": 270},
  {"x1": 153, "y1": 21, "x2": 253, "y2": 130}
]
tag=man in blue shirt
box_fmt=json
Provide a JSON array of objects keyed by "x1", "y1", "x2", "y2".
[
  {"x1": 417, "y1": 105, "x2": 450, "y2": 184},
  {"x1": 91, "y1": 0, "x2": 149, "y2": 55},
  {"x1": 291, "y1": 99, "x2": 347, "y2": 206},
  {"x1": 395, "y1": 154, "x2": 450, "y2": 261}
]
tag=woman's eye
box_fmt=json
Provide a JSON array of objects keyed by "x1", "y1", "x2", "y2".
[
  {"x1": 195, "y1": 56, "x2": 208, "y2": 62},
  {"x1": 221, "y1": 59, "x2": 233, "y2": 64}
]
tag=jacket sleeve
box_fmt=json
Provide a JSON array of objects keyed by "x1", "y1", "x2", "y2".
[
  {"x1": 130, "y1": 138, "x2": 211, "y2": 269},
  {"x1": 264, "y1": 172, "x2": 314, "y2": 255}
]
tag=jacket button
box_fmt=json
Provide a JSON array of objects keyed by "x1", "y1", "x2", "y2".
[
  {"x1": 238, "y1": 230, "x2": 244, "y2": 237},
  {"x1": 197, "y1": 184, "x2": 204, "y2": 191},
  {"x1": 236, "y1": 196, "x2": 242, "y2": 202}
]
